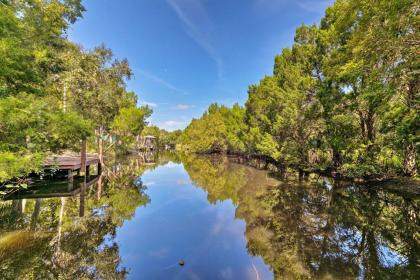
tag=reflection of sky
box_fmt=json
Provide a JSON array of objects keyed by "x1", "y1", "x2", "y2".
[
  {"x1": 115, "y1": 162, "x2": 273, "y2": 279},
  {"x1": 378, "y1": 243, "x2": 407, "y2": 268},
  {"x1": 334, "y1": 226, "x2": 362, "y2": 256},
  {"x1": 97, "y1": 233, "x2": 115, "y2": 253},
  {"x1": 333, "y1": 226, "x2": 408, "y2": 275}
]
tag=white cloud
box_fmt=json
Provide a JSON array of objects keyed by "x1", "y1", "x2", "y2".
[
  {"x1": 175, "y1": 104, "x2": 194, "y2": 110},
  {"x1": 139, "y1": 101, "x2": 157, "y2": 107},
  {"x1": 157, "y1": 120, "x2": 188, "y2": 131},
  {"x1": 167, "y1": 0, "x2": 223, "y2": 79},
  {"x1": 149, "y1": 247, "x2": 169, "y2": 259},
  {"x1": 220, "y1": 267, "x2": 234, "y2": 280}
]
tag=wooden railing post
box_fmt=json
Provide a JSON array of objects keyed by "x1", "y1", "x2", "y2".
[
  {"x1": 98, "y1": 126, "x2": 104, "y2": 165},
  {"x1": 81, "y1": 139, "x2": 87, "y2": 174}
]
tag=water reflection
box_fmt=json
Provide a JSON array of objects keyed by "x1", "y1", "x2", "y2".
[
  {"x1": 180, "y1": 154, "x2": 419, "y2": 279},
  {"x1": 0, "y1": 155, "x2": 154, "y2": 279},
  {"x1": 0, "y1": 153, "x2": 418, "y2": 279}
]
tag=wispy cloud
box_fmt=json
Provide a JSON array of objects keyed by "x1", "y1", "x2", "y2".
[
  {"x1": 167, "y1": 0, "x2": 223, "y2": 79},
  {"x1": 175, "y1": 104, "x2": 194, "y2": 110},
  {"x1": 157, "y1": 120, "x2": 188, "y2": 131},
  {"x1": 137, "y1": 68, "x2": 189, "y2": 95},
  {"x1": 139, "y1": 101, "x2": 157, "y2": 107},
  {"x1": 254, "y1": 0, "x2": 332, "y2": 15}
]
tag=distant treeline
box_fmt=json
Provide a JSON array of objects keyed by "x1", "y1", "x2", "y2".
[
  {"x1": 178, "y1": 0, "x2": 419, "y2": 179},
  {"x1": 0, "y1": 1, "x2": 152, "y2": 186}
]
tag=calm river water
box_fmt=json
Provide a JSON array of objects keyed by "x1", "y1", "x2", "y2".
[{"x1": 0, "y1": 153, "x2": 419, "y2": 279}]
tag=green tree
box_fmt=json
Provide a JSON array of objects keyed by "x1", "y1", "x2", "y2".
[
  {"x1": 0, "y1": 0, "x2": 85, "y2": 96},
  {"x1": 111, "y1": 106, "x2": 152, "y2": 151},
  {"x1": 179, "y1": 103, "x2": 246, "y2": 154},
  {"x1": 0, "y1": 93, "x2": 92, "y2": 183},
  {"x1": 181, "y1": 0, "x2": 418, "y2": 178}
]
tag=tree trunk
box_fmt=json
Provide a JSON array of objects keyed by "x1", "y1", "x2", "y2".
[
  {"x1": 31, "y1": 198, "x2": 42, "y2": 230},
  {"x1": 79, "y1": 180, "x2": 86, "y2": 217},
  {"x1": 358, "y1": 109, "x2": 376, "y2": 161},
  {"x1": 403, "y1": 143, "x2": 417, "y2": 176},
  {"x1": 277, "y1": 164, "x2": 286, "y2": 179},
  {"x1": 332, "y1": 149, "x2": 342, "y2": 169},
  {"x1": 402, "y1": 78, "x2": 418, "y2": 177},
  {"x1": 366, "y1": 111, "x2": 375, "y2": 142},
  {"x1": 63, "y1": 84, "x2": 67, "y2": 113},
  {"x1": 358, "y1": 109, "x2": 375, "y2": 142},
  {"x1": 56, "y1": 197, "x2": 66, "y2": 253},
  {"x1": 21, "y1": 199, "x2": 26, "y2": 213},
  {"x1": 97, "y1": 175, "x2": 103, "y2": 200}
]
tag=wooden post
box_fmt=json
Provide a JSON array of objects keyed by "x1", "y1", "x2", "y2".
[
  {"x1": 86, "y1": 165, "x2": 90, "y2": 177},
  {"x1": 79, "y1": 180, "x2": 86, "y2": 217},
  {"x1": 97, "y1": 162, "x2": 102, "y2": 175},
  {"x1": 81, "y1": 139, "x2": 87, "y2": 175},
  {"x1": 98, "y1": 126, "x2": 104, "y2": 165},
  {"x1": 68, "y1": 169, "x2": 73, "y2": 181},
  {"x1": 68, "y1": 169, "x2": 74, "y2": 191}
]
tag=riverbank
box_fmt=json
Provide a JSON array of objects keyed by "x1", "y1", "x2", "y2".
[
  {"x1": 195, "y1": 151, "x2": 420, "y2": 189},
  {"x1": 2, "y1": 152, "x2": 419, "y2": 278}
]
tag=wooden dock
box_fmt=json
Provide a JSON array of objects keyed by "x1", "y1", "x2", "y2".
[
  {"x1": 43, "y1": 155, "x2": 101, "y2": 179},
  {"x1": 4, "y1": 176, "x2": 100, "y2": 200}
]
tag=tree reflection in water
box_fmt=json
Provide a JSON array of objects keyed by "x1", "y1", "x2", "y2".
[
  {"x1": 0, "y1": 155, "x2": 154, "y2": 279},
  {"x1": 0, "y1": 153, "x2": 418, "y2": 279},
  {"x1": 181, "y1": 155, "x2": 419, "y2": 280}
]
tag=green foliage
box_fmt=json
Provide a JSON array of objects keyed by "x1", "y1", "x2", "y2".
[
  {"x1": 67, "y1": 45, "x2": 137, "y2": 130},
  {"x1": 46, "y1": 110, "x2": 93, "y2": 151},
  {"x1": 0, "y1": 93, "x2": 93, "y2": 183},
  {"x1": 0, "y1": 0, "x2": 154, "y2": 186},
  {"x1": 0, "y1": 93, "x2": 92, "y2": 152},
  {"x1": 112, "y1": 106, "x2": 152, "y2": 140},
  {"x1": 0, "y1": 152, "x2": 43, "y2": 182},
  {"x1": 0, "y1": 0, "x2": 85, "y2": 96},
  {"x1": 162, "y1": 129, "x2": 182, "y2": 144},
  {"x1": 179, "y1": 103, "x2": 246, "y2": 154},
  {"x1": 181, "y1": 154, "x2": 247, "y2": 205},
  {"x1": 180, "y1": 0, "x2": 419, "y2": 178}
]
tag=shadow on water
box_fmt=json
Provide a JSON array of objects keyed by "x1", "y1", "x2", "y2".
[{"x1": 0, "y1": 152, "x2": 418, "y2": 279}]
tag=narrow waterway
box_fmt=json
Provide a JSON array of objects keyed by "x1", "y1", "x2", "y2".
[{"x1": 0, "y1": 153, "x2": 418, "y2": 279}]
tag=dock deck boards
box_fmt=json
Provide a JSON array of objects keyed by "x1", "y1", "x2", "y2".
[{"x1": 43, "y1": 156, "x2": 100, "y2": 170}]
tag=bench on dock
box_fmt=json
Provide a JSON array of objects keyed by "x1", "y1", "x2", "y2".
[{"x1": 43, "y1": 155, "x2": 101, "y2": 179}]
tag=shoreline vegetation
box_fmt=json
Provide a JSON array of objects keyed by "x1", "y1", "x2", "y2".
[
  {"x1": 0, "y1": 0, "x2": 419, "y2": 196},
  {"x1": 0, "y1": 0, "x2": 164, "y2": 196},
  {"x1": 226, "y1": 153, "x2": 419, "y2": 188},
  {"x1": 176, "y1": 0, "x2": 419, "y2": 183},
  {"x1": 184, "y1": 151, "x2": 420, "y2": 184}
]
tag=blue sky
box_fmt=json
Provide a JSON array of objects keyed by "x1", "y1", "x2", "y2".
[{"x1": 68, "y1": 0, "x2": 333, "y2": 131}]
